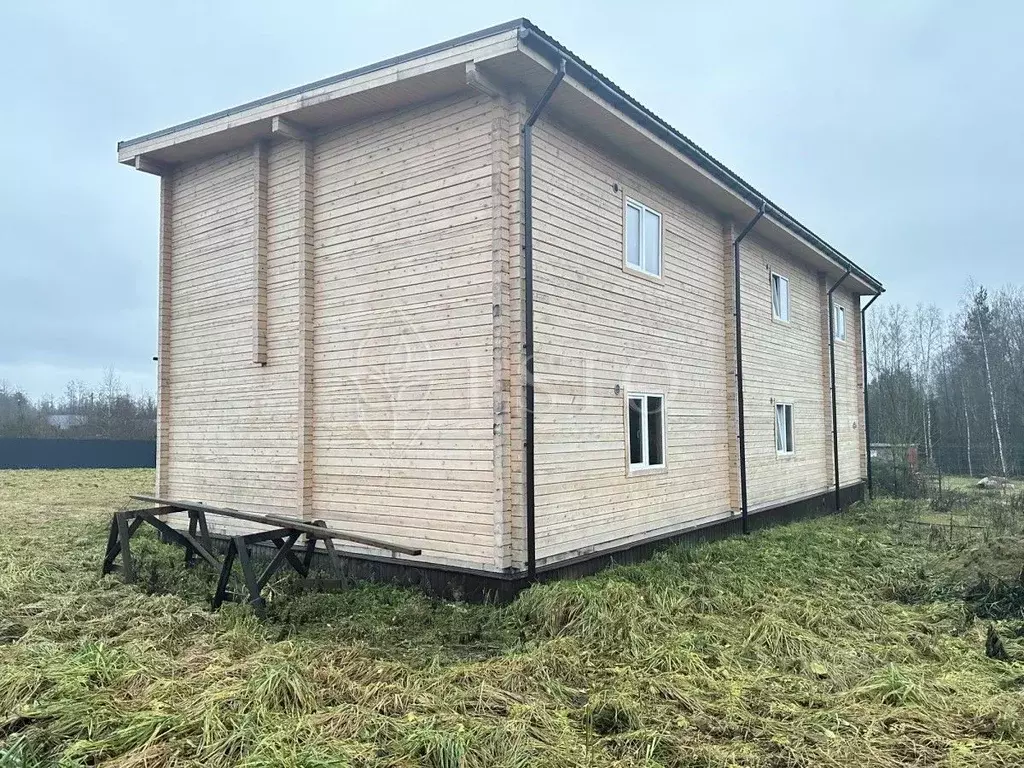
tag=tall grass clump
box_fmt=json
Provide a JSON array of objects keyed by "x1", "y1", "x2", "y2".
[{"x1": 3, "y1": 470, "x2": 1024, "y2": 766}]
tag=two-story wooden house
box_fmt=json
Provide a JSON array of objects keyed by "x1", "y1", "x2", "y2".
[{"x1": 117, "y1": 20, "x2": 883, "y2": 598}]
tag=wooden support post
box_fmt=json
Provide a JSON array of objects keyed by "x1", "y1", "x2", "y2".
[
  {"x1": 313, "y1": 519, "x2": 346, "y2": 586},
  {"x1": 258, "y1": 532, "x2": 302, "y2": 590},
  {"x1": 233, "y1": 537, "x2": 266, "y2": 617},
  {"x1": 141, "y1": 514, "x2": 221, "y2": 570},
  {"x1": 186, "y1": 511, "x2": 198, "y2": 566},
  {"x1": 102, "y1": 517, "x2": 119, "y2": 575},
  {"x1": 301, "y1": 530, "x2": 317, "y2": 576},
  {"x1": 195, "y1": 509, "x2": 212, "y2": 552},
  {"x1": 115, "y1": 512, "x2": 136, "y2": 584},
  {"x1": 212, "y1": 540, "x2": 237, "y2": 610},
  {"x1": 252, "y1": 140, "x2": 269, "y2": 365}
]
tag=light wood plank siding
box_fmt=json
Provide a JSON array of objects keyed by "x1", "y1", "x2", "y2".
[
  {"x1": 310, "y1": 94, "x2": 498, "y2": 569},
  {"x1": 154, "y1": 81, "x2": 869, "y2": 571},
  {"x1": 722, "y1": 221, "x2": 740, "y2": 512},
  {"x1": 854, "y1": 294, "x2": 868, "y2": 479},
  {"x1": 740, "y1": 238, "x2": 831, "y2": 507},
  {"x1": 529, "y1": 118, "x2": 734, "y2": 565},
  {"x1": 164, "y1": 141, "x2": 301, "y2": 536},
  {"x1": 833, "y1": 286, "x2": 864, "y2": 484}
]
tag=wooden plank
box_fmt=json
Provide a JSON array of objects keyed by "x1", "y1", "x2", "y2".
[{"x1": 130, "y1": 495, "x2": 422, "y2": 556}]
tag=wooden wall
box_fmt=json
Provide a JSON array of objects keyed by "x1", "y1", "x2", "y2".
[
  {"x1": 739, "y1": 237, "x2": 832, "y2": 507},
  {"x1": 527, "y1": 114, "x2": 868, "y2": 566},
  {"x1": 834, "y1": 285, "x2": 864, "y2": 486},
  {"x1": 527, "y1": 118, "x2": 735, "y2": 566},
  {"x1": 309, "y1": 94, "x2": 499, "y2": 570},
  {"x1": 163, "y1": 143, "x2": 301, "y2": 537},
  {"x1": 160, "y1": 94, "x2": 505, "y2": 568},
  {"x1": 157, "y1": 88, "x2": 867, "y2": 574}
]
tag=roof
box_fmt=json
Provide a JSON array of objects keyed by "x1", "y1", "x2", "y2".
[{"x1": 118, "y1": 19, "x2": 883, "y2": 295}]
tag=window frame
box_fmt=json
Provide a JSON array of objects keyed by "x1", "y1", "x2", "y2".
[
  {"x1": 770, "y1": 271, "x2": 790, "y2": 323},
  {"x1": 625, "y1": 392, "x2": 668, "y2": 474},
  {"x1": 775, "y1": 401, "x2": 795, "y2": 456},
  {"x1": 834, "y1": 304, "x2": 847, "y2": 342},
  {"x1": 623, "y1": 197, "x2": 663, "y2": 280}
]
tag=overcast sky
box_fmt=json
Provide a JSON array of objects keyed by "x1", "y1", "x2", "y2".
[{"x1": 1, "y1": 1, "x2": 1020, "y2": 399}]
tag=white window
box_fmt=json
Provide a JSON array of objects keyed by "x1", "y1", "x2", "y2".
[
  {"x1": 627, "y1": 394, "x2": 666, "y2": 471},
  {"x1": 625, "y1": 199, "x2": 662, "y2": 277},
  {"x1": 834, "y1": 305, "x2": 847, "y2": 341},
  {"x1": 771, "y1": 273, "x2": 790, "y2": 321},
  {"x1": 775, "y1": 403, "x2": 794, "y2": 455}
]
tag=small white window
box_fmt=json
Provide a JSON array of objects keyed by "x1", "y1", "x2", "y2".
[
  {"x1": 771, "y1": 273, "x2": 790, "y2": 322},
  {"x1": 627, "y1": 394, "x2": 666, "y2": 471},
  {"x1": 775, "y1": 403, "x2": 794, "y2": 455},
  {"x1": 625, "y1": 199, "x2": 662, "y2": 277},
  {"x1": 834, "y1": 305, "x2": 846, "y2": 341}
]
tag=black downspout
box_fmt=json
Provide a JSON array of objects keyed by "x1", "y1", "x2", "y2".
[
  {"x1": 861, "y1": 292, "x2": 880, "y2": 498},
  {"x1": 733, "y1": 202, "x2": 766, "y2": 534},
  {"x1": 827, "y1": 268, "x2": 852, "y2": 511},
  {"x1": 523, "y1": 59, "x2": 566, "y2": 581}
]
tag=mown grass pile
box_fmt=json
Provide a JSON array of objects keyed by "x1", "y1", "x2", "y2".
[{"x1": 2, "y1": 469, "x2": 1024, "y2": 766}]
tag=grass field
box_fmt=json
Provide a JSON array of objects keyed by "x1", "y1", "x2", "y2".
[{"x1": 3, "y1": 469, "x2": 1024, "y2": 767}]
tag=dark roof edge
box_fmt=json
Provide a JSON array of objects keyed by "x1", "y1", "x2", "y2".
[
  {"x1": 518, "y1": 20, "x2": 883, "y2": 293},
  {"x1": 117, "y1": 18, "x2": 527, "y2": 152}
]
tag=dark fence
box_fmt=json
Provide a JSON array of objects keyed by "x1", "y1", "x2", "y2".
[{"x1": 0, "y1": 438, "x2": 156, "y2": 470}]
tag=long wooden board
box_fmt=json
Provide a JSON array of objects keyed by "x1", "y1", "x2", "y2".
[{"x1": 130, "y1": 495, "x2": 422, "y2": 556}]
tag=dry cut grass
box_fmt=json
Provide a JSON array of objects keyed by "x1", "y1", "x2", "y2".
[{"x1": 2, "y1": 469, "x2": 1024, "y2": 767}]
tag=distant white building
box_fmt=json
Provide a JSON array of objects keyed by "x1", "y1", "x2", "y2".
[{"x1": 47, "y1": 414, "x2": 88, "y2": 430}]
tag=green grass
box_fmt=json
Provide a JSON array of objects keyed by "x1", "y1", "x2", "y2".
[{"x1": 2, "y1": 470, "x2": 1024, "y2": 766}]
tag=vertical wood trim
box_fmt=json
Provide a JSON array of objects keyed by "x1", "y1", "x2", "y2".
[
  {"x1": 507, "y1": 97, "x2": 526, "y2": 569},
  {"x1": 722, "y1": 220, "x2": 740, "y2": 513},
  {"x1": 297, "y1": 138, "x2": 315, "y2": 519},
  {"x1": 156, "y1": 173, "x2": 173, "y2": 497},
  {"x1": 818, "y1": 272, "x2": 835, "y2": 487},
  {"x1": 252, "y1": 140, "x2": 269, "y2": 365},
  {"x1": 490, "y1": 98, "x2": 513, "y2": 570}
]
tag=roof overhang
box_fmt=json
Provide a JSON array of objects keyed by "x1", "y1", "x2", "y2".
[{"x1": 118, "y1": 19, "x2": 882, "y2": 296}]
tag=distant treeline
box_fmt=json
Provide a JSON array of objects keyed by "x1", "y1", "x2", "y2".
[
  {"x1": 0, "y1": 369, "x2": 155, "y2": 441},
  {"x1": 868, "y1": 283, "x2": 1024, "y2": 477}
]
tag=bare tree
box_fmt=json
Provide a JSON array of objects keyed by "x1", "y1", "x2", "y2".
[
  {"x1": 869, "y1": 282, "x2": 1024, "y2": 479},
  {"x1": 912, "y1": 304, "x2": 943, "y2": 465},
  {"x1": 964, "y1": 288, "x2": 1008, "y2": 476}
]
